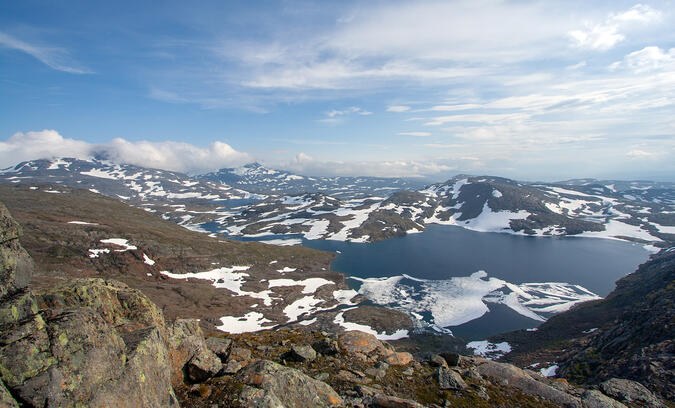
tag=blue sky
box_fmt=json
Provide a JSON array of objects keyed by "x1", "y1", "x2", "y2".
[{"x1": 0, "y1": 0, "x2": 673, "y2": 181}]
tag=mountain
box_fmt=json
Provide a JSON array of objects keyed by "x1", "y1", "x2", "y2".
[
  {"x1": 558, "y1": 178, "x2": 675, "y2": 204},
  {"x1": 2, "y1": 159, "x2": 674, "y2": 249},
  {"x1": 217, "y1": 175, "x2": 675, "y2": 248},
  {"x1": 0, "y1": 157, "x2": 254, "y2": 204},
  {"x1": 199, "y1": 162, "x2": 427, "y2": 198}
]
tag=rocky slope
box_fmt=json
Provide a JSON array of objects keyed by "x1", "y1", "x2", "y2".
[
  {"x1": 0, "y1": 183, "x2": 413, "y2": 338},
  {"x1": 492, "y1": 249, "x2": 674, "y2": 404},
  {"x1": 1, "y1": 197, "x2": 669, "y2": 407}
]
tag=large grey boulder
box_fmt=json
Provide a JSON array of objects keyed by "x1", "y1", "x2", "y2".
[
  {"x1": 476, "y1": 360, "x2": 582, "y2": 408},
  {"x1": 581, "y1": 389, "x2": 627, "y2": 408},
  {"x1": 283, "y1": 344, "x2": 317, "y2": 362},
  {"x1": 240, "y1": 385, "x2": 285, "y2": 408},
  {"x1": 434, "y1": 366, "x2": 467, "y2": 390},
  {"x1": 237, "y1": 360, "x2": 343, "y2": 408},
  {"x1": 205, "y1": 336, "x2": 232, "y2": 360},
  {"x1": 187, "y1": 348, "x2": 222, "y2": 382},
  {"x1": 600, "y1": 378, "x2": 666, "y2": 408},
  {"x1": 0, "y1": 203, "x2": 180, "y2": 408}
]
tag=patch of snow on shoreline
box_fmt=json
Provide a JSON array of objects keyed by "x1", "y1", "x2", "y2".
[
  {"x1": 466, "y1": 340, "x2": 512, "y2": 359},
  {"x1": 333, "y1": 310, "x2": 409, "y2": 340}
]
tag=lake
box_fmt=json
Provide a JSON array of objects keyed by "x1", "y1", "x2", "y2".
[{"x1": 227, "y1": 224, "x2": 651, "y2": 340}]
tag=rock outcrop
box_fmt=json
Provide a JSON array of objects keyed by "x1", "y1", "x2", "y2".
[
  {"x1": 0, "y1": 202, "x2": 184, "y2": 407},
  {"x1": 237, "y1": 360, "x2": 343, "y2": 407}
]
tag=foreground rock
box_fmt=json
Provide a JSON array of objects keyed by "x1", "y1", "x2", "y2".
[
  {"x1": 0, "y1": 203, "x2": 181, "y2": 406},
  {"x1": 476, "y1": 359, "x2": 583, "y2": 408},
  {"x1": 237, "y1": 360, "x2": 343, "y2": 407},
  {"x1": 600, "y1": 378, "x2": 666, "y2": 408},
  {"x1": 338, "y1": 330, "x2": 413, "y2": 366}
]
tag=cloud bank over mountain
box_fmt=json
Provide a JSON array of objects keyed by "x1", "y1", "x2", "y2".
[{"x1": 0, "y1": 130, "x2": 251, "y2": 174}]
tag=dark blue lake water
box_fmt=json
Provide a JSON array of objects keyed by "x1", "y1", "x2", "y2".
[
  {"x1": 223, "y1": 224, "x2": 650, "y2": 340},
  {"x1": 303, "y1": 225, "x2": 649, "y2": 296}
]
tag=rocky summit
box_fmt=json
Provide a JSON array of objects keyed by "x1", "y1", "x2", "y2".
[{"x1": 1, "y1": 199, "x2": 671, "y2": 407}]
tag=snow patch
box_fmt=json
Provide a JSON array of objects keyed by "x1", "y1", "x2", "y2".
[
  {"x1": 333, "y1": 310, "x2": 409, "y2": 340},
  {"x1": 466, "y1": 340, "x2": 512, "y2": 359},
  {"x1": 217, "y1": 312, "x2": 274, "y2": 333}
]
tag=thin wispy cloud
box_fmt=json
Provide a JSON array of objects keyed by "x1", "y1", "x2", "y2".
[
  {"x1": 0, "y1": 32, "x2": 91, "y2": 74},
  {"x1": 387, "y1": 105, "x2": 411, "y2": 112},
  {"x1": 398, "y1": 132, "x2": 431, "y2": 137},
  {"x1": 318, "y1": 106, "x2": 372, "y2": 123}
]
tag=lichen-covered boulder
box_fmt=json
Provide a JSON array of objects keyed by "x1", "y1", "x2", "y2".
[
  {"x1": 237, "y1": 360, "x2": 343, "y2": 408},
  {"x1": 38, "y1": 278, "x2": 166, "y2": 334},
  {"x1": 0, "y1": 203, "x2": 32, "y2": 299},
  {"x1": 0, "y1": 285, "x2": 179, "y2": 407},
  {"x1": 239, "y1": 384, "x2": 285, "y2": 408}
]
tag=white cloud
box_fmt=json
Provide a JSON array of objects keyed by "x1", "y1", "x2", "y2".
[
  {"x1": 612, "y1": 4, "x2": 662, "y2": 23},
  {"x1": 282, "y1": 152, "x2": 453, "y2": 178},
  {"x1": 568, "y1": 4, "x2": 663, "y2": 51},
  {"x1": 326, "y1": 106, "x2": 372, "y2": 117},
  {"x1": 613, "y1": 46, "x2": 675, "y2": 73},
  {"x1": 0, "y1": 130, "x2": 92, "y2": 162},
  {"x1": 229, "y1": 1, "x2": 576, "y2": 91},
  {"x1": 568, "y1": 24, "x2": 625, "y2": 51},
  {"x1": 0, "y1": 32, "x2": 91, "y2": 74},
  {"x1": 0, "y1": 130, "x2": 250, "y2": 174},
  {"x1": 626, "y1": 149, "x2": 657, "y2": 159},
  {"x1": 104, "y1": 138, "x2": 251, "y2": 174},
  {"x1": 387, "y1": 105, "x2": 410, "y2": 112},
  {"x1": 318, "y1": 106, "x2": 372, "y2": 123},
  {"x1": 397, "y1": 132, "x2": 431, "y2": 137}
]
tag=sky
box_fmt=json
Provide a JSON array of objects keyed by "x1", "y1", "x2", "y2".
[{"x1": 0, "y1": 0, "x2": 674, "y2": 181}]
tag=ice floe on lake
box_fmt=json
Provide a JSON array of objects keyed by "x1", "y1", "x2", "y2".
[{"x1": 352, "y1": 270, "x2": 601, "y2": 332}]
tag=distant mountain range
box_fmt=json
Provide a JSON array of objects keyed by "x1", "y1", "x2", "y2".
[
  {"x1": 199, "y1": 162, "x2": 427, "y2": 198},
  {"x1": 0, "y1": 157, "x2": 254, "y2": 202},
  {"x1": 1, "y1": 158, "x2": 674, "y2": 248},
  {"x1": 216, "y1": 174, "x2": 675, "y2": 247}
]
